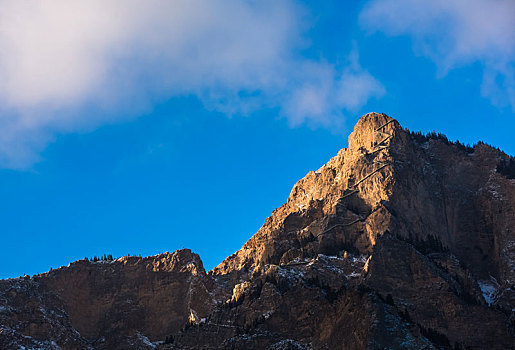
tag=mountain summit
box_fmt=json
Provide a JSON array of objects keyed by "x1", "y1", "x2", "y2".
[{"x1": 1, "y1": 113, "x2": 514, "y2": 349}]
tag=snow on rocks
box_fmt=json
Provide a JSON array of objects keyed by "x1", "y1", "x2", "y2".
[{"x1": 478, "y1": 276, "x2": 500, "y2": 306}]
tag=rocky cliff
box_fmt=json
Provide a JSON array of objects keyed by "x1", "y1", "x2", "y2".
[
  {"x1": 0, "y1": 250, "x2": 214, "y2": 349},
  {"x1": 1, "y1": 113, "x2": 514, "y2": 349}
]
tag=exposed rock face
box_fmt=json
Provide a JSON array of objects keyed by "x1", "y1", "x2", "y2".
[
  {"x1": 0, "y1": 249, "x2": 214, "y2": 349},
  {"x1": 1, "y1": 113, "x2": 514, "y2": 349}
]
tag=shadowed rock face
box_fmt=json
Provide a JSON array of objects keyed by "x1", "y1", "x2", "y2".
[
  {"x1": 0, "y1": 249, "x2": 214, "y2": 349},
  {"x1": 1, "y1": 113, "x2": 514, "y2": 349}
]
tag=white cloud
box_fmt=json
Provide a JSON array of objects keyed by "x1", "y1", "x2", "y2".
[
  {"x1": 283, "y1": 49, "x2": 385, "y2": 128},
  {"x1": 0, "y1": 0, "x2": 384, "y2": 169},
  {"x1": 360, "y1": 0, "x2": 515, "y2": 111}
]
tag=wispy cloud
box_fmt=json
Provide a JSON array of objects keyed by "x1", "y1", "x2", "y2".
[
  {"x1": 283, "y1": 48, "x2": 384, "y2": 128},
  {"x1": 360, "y1": 0, "x2": 515, "y2": 111},
  {"x1": 0, "y1": 0, "x2": 383, "y2": 169}
]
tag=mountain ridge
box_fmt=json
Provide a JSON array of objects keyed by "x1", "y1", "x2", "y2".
[{"x1": 1, "y1": 112, "x2": 514, "y2": 349}]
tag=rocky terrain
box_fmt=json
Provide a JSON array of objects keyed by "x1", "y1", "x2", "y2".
[{"x1": 1, "y1": 113, "x2": 514, "y2": 349}]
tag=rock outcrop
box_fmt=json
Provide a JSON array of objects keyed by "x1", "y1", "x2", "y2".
[
  {"x1": 1, "y1": 113, "x2": 514, "y2": 349},
  {"x1": 0, "y1": 249, "x2": 214, "y2": 349}
]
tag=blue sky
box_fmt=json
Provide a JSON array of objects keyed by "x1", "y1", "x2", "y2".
[{"x1": 0, "y1": 0, "x2": 513, "y2": 278}]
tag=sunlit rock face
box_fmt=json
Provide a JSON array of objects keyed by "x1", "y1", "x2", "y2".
[{"x1": 1, "y1": 113, "x2": 514, "y2": 349}]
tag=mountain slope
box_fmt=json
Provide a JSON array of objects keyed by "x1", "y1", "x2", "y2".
[
  {"x1": 1, "y1": 113, "x2": 513, "y2": 349},
  {"x1": 0, "y1": 250, "x2": 214, "y2": 349}
]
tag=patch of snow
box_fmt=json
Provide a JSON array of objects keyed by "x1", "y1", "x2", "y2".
[
  {"x1": 277, "y1": 267, "x2": 305, "y2": 280},
  {"x1": 137, "y1": 333, "x2": 157, "y2": 349},
  {"x1": 351, "y1": 255, "x2": 368, "y2": 264},
  {"x1": 478, "y1": 277, "x2": 500, "y2": 306},
  {"x1": 269, "y1": 339, "x2": 311, "y2": 350},
  {"x1": 262, "y1": 310, "x2": 274, "y2": 320},
  {"x1": 317, "y1": 254, "x2": 343, "y2": 261}
]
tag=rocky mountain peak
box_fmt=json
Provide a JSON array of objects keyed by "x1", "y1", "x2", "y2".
[
  {"x1": 1, "y1": 113, "x2": 513, "y2": 349},
  {"x1": 347, "y1": 112, "x2": 400, "y2": 151},
  {"x1": 212, "y1": 112, "x2": 403, "y2": 275}
]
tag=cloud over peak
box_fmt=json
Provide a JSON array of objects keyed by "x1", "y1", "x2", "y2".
[{"x1": 0, "y1": 0, "x2": 383, "y2": 169}]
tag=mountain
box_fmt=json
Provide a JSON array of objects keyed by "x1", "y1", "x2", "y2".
[{"x1": 1, "y1": 113, "x2": 513, "y2": 349}]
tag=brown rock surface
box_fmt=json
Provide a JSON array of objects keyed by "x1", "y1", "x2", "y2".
[
  {"x1": 0, "y1": 249, "x2": 214, "y2": 349},
  {"x1": 1, "y1": 113, "x2": 514, "y2": 349}
]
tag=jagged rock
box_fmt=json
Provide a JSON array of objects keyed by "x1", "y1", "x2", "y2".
[
  {"x1": 1, "y1": 113, "x2": 514, "y2": 349},
  {"x1": 0, "y1": 249, "x2": 214, "y2": 349}
]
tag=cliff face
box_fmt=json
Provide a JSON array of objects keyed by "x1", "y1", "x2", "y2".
[
  {"x1": 1, "y1": 113, "x2": 514, "y2": 349},
  {"x1": 214, "y1": 114, "x2": 514, "y2": 282},
  {"x1": 0, "y1": 250, "x2": 214, "y2": 349}
]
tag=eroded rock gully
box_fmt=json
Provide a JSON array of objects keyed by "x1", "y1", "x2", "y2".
[{"x1": 1, "y1": 113, "x2": 513, "y2": 349}]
